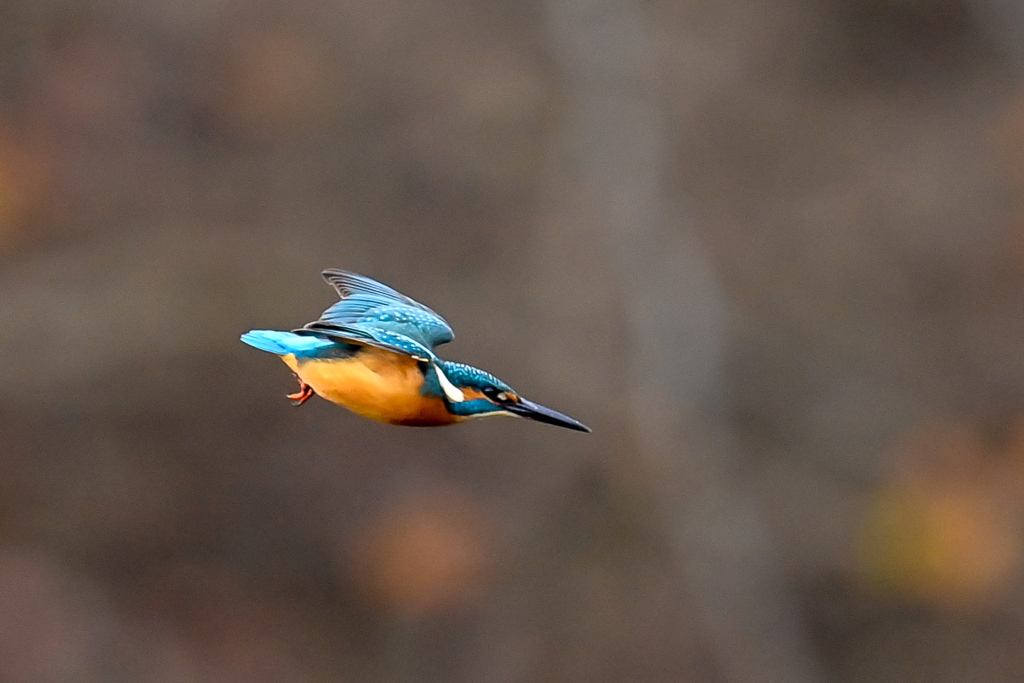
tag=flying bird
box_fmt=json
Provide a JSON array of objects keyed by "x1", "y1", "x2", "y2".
[{"x1": 241, "y1": 270, "x2": 591, "y2": 432}]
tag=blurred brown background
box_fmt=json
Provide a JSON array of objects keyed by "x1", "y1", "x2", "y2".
[{"x1": 2, "y1": 0, "x2": 1024, "y2": 681}]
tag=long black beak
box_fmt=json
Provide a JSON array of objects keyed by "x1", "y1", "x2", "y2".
[{"x1": 506, "y1": 398, "x2": 591, "y2": 433}]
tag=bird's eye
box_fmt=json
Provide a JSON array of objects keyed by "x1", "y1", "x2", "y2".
[
  {"x1": 481, "y1": 389, "x2": 516, "y2": 405},
  {"x1": 482, "y1": 387, "x2": 514, "y2": 403}
]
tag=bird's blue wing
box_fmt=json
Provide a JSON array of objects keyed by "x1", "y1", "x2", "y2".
[
  {"x1": 314, "y1": 270, "x2": 455, "y2": 348},
  {"x1": 293, "y1": 270, "x2": 454, "y2": 360}
]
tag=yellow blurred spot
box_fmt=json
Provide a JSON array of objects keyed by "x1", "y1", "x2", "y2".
[
  {"x1": 858, "y1": 482, "x2": 1020, "y2": 610},
  {"x1": 857, "y1": 421, "x2": 1024, "y2": 610}
]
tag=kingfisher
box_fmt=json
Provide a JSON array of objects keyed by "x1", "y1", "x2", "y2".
[{"x1": 241, "y1": 270, "x2": 590, "y2": 432}]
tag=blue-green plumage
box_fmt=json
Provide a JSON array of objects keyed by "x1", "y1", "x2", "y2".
[
  {"x1": 420, "y1": 360, "x2": 511, "y2": 398},
  {"x1": 417, "y1": 360, "x2": 516, "y2": 418},
  {"x1": 241, "y1": 270, "x2": 591, "y2": 432}
]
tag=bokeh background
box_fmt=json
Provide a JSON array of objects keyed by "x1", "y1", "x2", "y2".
[{"x1": 2, "y1": 0, "x2": 1024, "y2": 681}]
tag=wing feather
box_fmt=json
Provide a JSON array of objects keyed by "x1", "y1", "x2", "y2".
[{"x1": 295, "y1": 270, "x2": 454, "y2": 361}]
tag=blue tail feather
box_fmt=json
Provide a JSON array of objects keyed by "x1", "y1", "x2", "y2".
[{"x1": 240, "y1": 330, "x2": 336, "y2": 356}]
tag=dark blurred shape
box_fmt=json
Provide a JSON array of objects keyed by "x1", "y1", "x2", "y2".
[{"x1": 837, "y1": 0, "x2": 995, "y2": 80}]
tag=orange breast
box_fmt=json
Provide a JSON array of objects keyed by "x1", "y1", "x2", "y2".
[{"x1": 280, "y1": 348, "x2": 458, "y2": 426}]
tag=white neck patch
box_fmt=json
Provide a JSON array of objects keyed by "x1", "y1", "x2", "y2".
[{"x1": 434, "y1": 365, "x2": 465, "y2": 403}]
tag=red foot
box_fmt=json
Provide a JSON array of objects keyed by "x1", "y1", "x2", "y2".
[{"x1": 287, "y1": 379, "x2": 315, "y2": 406}]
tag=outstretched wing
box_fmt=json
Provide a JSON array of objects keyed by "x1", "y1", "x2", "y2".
[{"x1": 294, "y1": 270, "x2": 454, "y2": 361}]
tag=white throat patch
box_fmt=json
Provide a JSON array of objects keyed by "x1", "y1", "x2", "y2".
[{"x1": 434, "y1": 365, "x2": 465, "y2": 403}]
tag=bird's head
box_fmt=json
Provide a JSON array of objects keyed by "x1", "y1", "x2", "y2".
[{"x1": 426, "y1": 361, "x2": 591, "y2": 432}]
